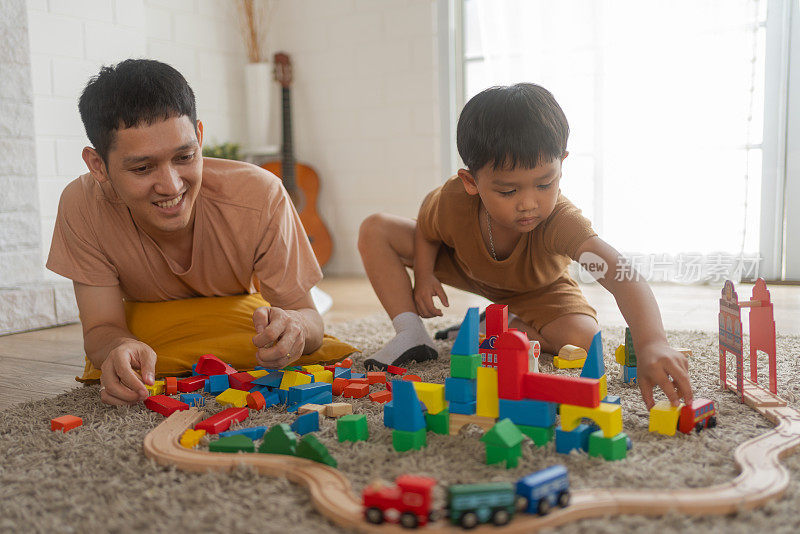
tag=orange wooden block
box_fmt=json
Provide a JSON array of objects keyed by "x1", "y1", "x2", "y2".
[
  {"x1": 342, "y1": 383, "x2": 370, "y2": 399},
  {"x1": 336, "y1": 357, "x2": 353, "y2": 368},
  {"x1": 402, "y1": 374, "x2": 421, "y2": 382},
  {"x1": 51, "y1": 415, "x2": 83, "y2": 433},
  {"x1": 369, "y1": 390, "x2": 392, "y2": 404},
  {"x1": 349, "y1": 378, "x2": 369, "y2": 385},
  {"x1": 366, "y1": 372, "x2": 387, "y2": 385},
  {"x1": 332, "y1": 377, "x2": 349, "y2": 396},
  {"x1": 246, "y1": 390, "x2": 266, "y2": 410},
  {"x1": 164, "y1": 376, "x2": 178, "y2": 395}
]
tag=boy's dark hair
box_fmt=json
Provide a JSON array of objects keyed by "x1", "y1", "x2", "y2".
[
  {"x1": 456, "y1": 83, "x2": 569, "y2": 173},
  {"x1": 78, "y1": 59, "x2": 197, "y2": 162}
]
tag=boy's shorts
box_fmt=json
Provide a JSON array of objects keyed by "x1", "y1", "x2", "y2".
[{"x1": 433, "y1": 248, "x2": 597, "y2": 332}]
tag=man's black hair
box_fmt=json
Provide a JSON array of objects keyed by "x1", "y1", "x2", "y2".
[
  {"x1": 78, "y1": 59, "x2": 197, "y2": 162},
  {"x1": 456, "y1": 83, "x2": 569, "y2": 173}
]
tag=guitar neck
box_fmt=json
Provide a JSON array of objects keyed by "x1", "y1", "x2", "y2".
[{"x1": 280, "y1": 86, "x2": 296, "y2": 191}]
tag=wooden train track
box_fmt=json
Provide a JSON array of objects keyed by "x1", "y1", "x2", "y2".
[{"x1": 143, "y1": 384, "x2": 800, "y2": 532}]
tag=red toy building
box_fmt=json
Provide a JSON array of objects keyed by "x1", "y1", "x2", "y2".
[
  {"x1": 495, "y1": 329, "x2": 530, "y2": 400},
  {"x1": 479, "y1": 304, "x2": 509, "y2": 368},
  {"x1": 362, "y1": 475, "x2": 436, "y2": 528}
]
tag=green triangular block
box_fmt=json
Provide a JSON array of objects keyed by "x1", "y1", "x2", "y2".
[
  {"x1": 258, "y1": 423, "x2": 297, "y2": 455},
  {"x1": 209, "y1": 434, "x2": 255, "y2": 453},
  {"x1": 296, "y1": 434, "x2": 337, "y2": 467}
]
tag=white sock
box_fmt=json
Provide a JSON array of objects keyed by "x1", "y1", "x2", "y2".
[{"x1": 364, "y1": 312, "x2": 438, "y2": 370}]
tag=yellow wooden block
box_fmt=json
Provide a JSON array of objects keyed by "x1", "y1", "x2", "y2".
[
  {"x1": 312, "y1": 370, "x2": 333, "y2": 383},
  {"x1": 615, "y1": 344, "x2": 626, "y2": 365},
  {"x1": 180, "y1": 428, "x2": 206, "y2": 448},
  {"x1": 324, "y1": 402, "x2": 353, "y2": 417},
  {"x1": 554, "y1": 356, "x2": 586, "y2": 369},
  {"x1": 558, "y1": 344, "x2": 587, "y2": 361},
  {"x1": 599, "y1": 374, "x2": 607, "y2": 401},
  {"x1": 247, "y1": 369, "x2": 268, "y2": 378},
  {"x1": 302, "y1": 364, "x2": 325, "y2": 373},
  {"x1": 649, "y1": 400, "x2": 684, "y2": 436},
  {"x1": 280, "y1": 370, "x2": 312, "y2": 390},
  {"x1": 299, "y1": 404, "x2": 327, "y2": 415},
  {"x1": 560, "y1": 402, "x2": 622, "y2": 437},
  {"x1": 215, "y1": 388, "x2": 249, "y2": 408},
  {"x1": 146, "y1": 380, "x2": 164, "y2": 396},
  {"x1": 475, "y1": 366, "x2": 499, "y2": 418},
  {"x1": 412, "y1": 382, "x2": 446, "y2": 414}
]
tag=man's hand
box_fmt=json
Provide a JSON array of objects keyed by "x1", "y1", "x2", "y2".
[
  {"x1": 413, "y1": 273, "x2": 450, "y2": 318},
  {"x1": 252, "y1": 306, "x2": 308, "y2": 369},
  {"x1": 636, "y1": 340, "x2": 693, "y2": 410},
  {"x1": 99, "y1": 339, "x2": 157, "y2": 405}
]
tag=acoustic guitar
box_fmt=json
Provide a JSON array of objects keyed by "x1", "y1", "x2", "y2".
[{"x1": 261, "y1": 52, "x2": 333, "y2": 267}]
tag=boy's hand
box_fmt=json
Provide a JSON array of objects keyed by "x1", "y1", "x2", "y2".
[
  {"x1": 413, "y1": 273, "x2": 450, "y2": 318},
  {"x1": 636, "y1": 340, "x2": 693, "y2": 410},
  {"x1": 252, "y1": 306, "x2": 306, "y2": 369},
  {"x1": 99, "y1": 339, "x2": 156, "y2": 405}
]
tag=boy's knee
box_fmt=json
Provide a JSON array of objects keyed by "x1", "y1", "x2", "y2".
[
  {"x1": 357, "y1": 213, "x2": 387, "y2": 253},
  {"x1": 543, "y1": 314, "x2": 599, "y2": 353}
]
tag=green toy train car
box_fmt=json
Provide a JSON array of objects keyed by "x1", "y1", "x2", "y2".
[{"x1": 445, "y1": 481, "x2": 516, "y2": 529}]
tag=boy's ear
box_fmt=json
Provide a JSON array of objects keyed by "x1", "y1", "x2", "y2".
[
  {"x1": 82, "y1": 146, "x2": 109, "y2": 184},
  {"x1": 458, "y1": 168, "x2": 479, "y2": 196}
]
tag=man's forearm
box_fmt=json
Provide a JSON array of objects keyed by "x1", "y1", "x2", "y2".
[{"x1": 83, "y1": 323, "x2": 139, "y2": 369}]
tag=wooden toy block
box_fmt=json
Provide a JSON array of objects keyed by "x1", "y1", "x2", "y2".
[
  {"x1": 485, "y1": 303, "x2": 508, "y2": 338},
  {"x1": 496, "y1": 330, "x2": 530, "y2": 399},
  {"x1": 298, "y1": 403, "x2": 326, "y2": 415},
  {"x1": 312, "y1": 370, "x2": 334, "y2": 383},
  {"x1": 177, "y1": 375, "x2": 207, "y2": 393},
  {"x1": 296, "y1": 434, "x2": 337, "y2": 467},
  {"x1": 387, "y1": 365, "x2": 407, "y2": 375},
  {"x1": 333, "y1": 366, "x2": 351, "y2": 380},
  {"x1": 50, "y1": 415, "x2": 82, "y2": 432},
  {"x1": 280, "y1": 370, "x2": 312, "y2": 390},
  {"x1": 247, "y1": 369, "x2": 268, "y2": 378},
  {"x1": 337, "y1": 414, "x2": 369, "y2": 442},
  {"x1": 559, "y1": 344, "x2": 588, "y2": 361},
  {"x1": 164, "y1": 376, "x2": 178, "y2": 395},
  {"x1": 215, "y1": 388, "x2": 249, "y2": 408},
  {"x1": 336, "y1": 357, "x2": 353, "y2": 368},
  {"x1": 332, "y1": 377, "x2": 349, "y2": 396},
  {"x1": 383, "y1": 400, "x2": 395, "y2": 428},
  {"x1": 291, "y1": 411, "x2": 320, "y2": 435},
  {"x1": 560, "y1": 402, "x2": 622, "y2": 437},
  {"x1": 179, "y1": 428, "x2": 206, "y2": 448},
  {"x1": 348, "y1": 377, "x2": 369, "y2": 385},
  {"x1": 425, "y1": 409, "x2": 450, "y2": 434},
  {"x1": 146, "y1": 380, "x2": 164, "y2": 396},
  {"x1": 323, "y1": 402, "x2": 353, "y2": 418},
  {"x1": 342, "y1": 383, "x2": 370, "y2": 399},
  {"x1": 624, "y1": 327, "x2": 637, "y2": 367},
  {"x1": 449, "y1": 401, "x2": 477, "y2": 414},
  {"x1": 369, "y1": 390, "x2": 392, "y2": 404},
  {"x1": 481, "y1": 419, "x2": 524, "y2": 468},
  {"x1": 302, "y1": 364, "x2": 325, "y2": 373},
  {"x1": 555, "y1": 423, "x2": 595, "y2": 454},
  {"x1": 196, "y1": 354, "x2": 237, "y2": 376},
  {"x1": 195, "y1": 407, "x2": 249, "y2": 434},
  {"x1": 261, "y1": 390, "x2": 280, "y2": 408},
  {"x1": 205, "y1": 374, "x2": 229, "y2": 394},
  {"x1": 649, "y1": 400, "x2": 683, "y2": 436},
  {"x1": 288, "y1": 382, "x2": 333, "y2": 404},
  {"x1": 623, "y1": 366, "x2": 637, "y2": 384},
  {"x1": 209, "y1": 434, "x2": 256, "y2": 453},
  {"x1": 179, "y1": 393, "x2": 205, "y2": 407},
  {"x1": 252, "y1": 371, "x2": 283, "y2": 389},
  {"x1": 499, "y1": 398, "x2": 557, "y2": 427},
  {"x1": 599, "y1": 374, "x2": 607, "y2": 401},
  {"x1": 554, "y1": 356, "x2": 586, "y2": 369},
  {"x1": 228, "y1": 371, "x2": 258, "y2": 391},
  {"x1": 580, "y1": 331, "x2": 605, "y2": 379},
  {"x1": 521, "y1": 372, "x2": 601, "y2": 408},
  {"x1": 287, "y1": 390, "x2": 333, "y2": 413},
  {"x1": 615, "y1": 344, "x2": 626, "y2": 366},
  {"x1": 367, "y1": 371, "x2": 387, "y2": 385},
  {"x1": 587, "y1": 430, "x2": 628, "y2": 461},
  {"x1": 476, "y1": 365, "x2": 499, "y2": 418},
  {"x1": 219, "y1": 426, "x2": 268, "y2": 440},
  {"x1": 258, "y1": 424, "x2": 297, "y2": 455},
  {"x1": 392, "y1": 427, "x2": 426, "y2": 452},
  {"x1": 144, "y1": 395, "x2": 190, "y2": 417},
  {"x1": 450, "y1": 353, "x2": 481, "y2": 379},
  {"x1": 444, "y1": 377, "x2": 477, "y2": 403},
  {"x1": 246, "y1": 391, "x2": 266, "y2": 411},
  {"x1": 402, "y1": 374, "x2": 421, "y2": 382},
  {"x1": 411, "y1": 382, "x2": 446, "y2": 414},
  {"x1": 448, "y1": 413, "x2": 496, "y2": 435},
  {"x1": 390, "y1": 380, "x2": 426, "y2": 432},
  {"x1": 517, "y1": 424, "x2": 555, "y2": 447},
  {"x1": 604, "y1": 395, "x2": 621, "y2": 405},
  {"x1": 451, "y1": 307, "x2": 480, "y2": 355}
]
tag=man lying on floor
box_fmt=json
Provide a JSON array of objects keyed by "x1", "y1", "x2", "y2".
[{"x1": 46, "y1": 59, "x2": 355, "y2": 406}]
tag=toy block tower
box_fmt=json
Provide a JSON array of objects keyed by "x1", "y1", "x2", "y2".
[
  {"x1": 615, "y1": 327, "x2": 638, "y2": 384},
  {"x1": 446, "y1": 308, "x2": 481, "y2": 416},
  {"x1": 479, "y1": 304, "x2": 508, "y2": 368},
  {"x1": 388, "y1": 379, "x2": 428, "y2": 451}
]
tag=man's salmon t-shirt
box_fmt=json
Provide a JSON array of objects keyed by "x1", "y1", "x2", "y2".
[{"x1": 46, "y1": 157, "x2": 322, "y2": 307}]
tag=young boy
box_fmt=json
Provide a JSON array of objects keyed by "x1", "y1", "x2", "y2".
[{"x1": 358, "y1": 83, "x2": 692, "y2": 409}]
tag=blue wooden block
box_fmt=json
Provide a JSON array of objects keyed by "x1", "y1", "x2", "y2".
[
  {"x1": 391, "y1": 380, "x2": 426, "y2": 432},
  {"x1": 206, "y1": 374, "x2": 229, "y2": 394},
  {"x1": 277, "y1": 389, "x2": 288, "y2": 404},
  {"x1": 499, "y1": 399, "x2": 557, "y2": 427},
  {"x1": 288, "y1": 382, "x2": 333, "y2": 404},
  {"x1": 291, "y1": 411, "x2": 320, "y2": 435},
  {"x1": 444, "y1": 377, "x2": 477, "y2": 403},
  {"x1": 179, "y1": 393, "x2": 205, "y2": 407},
  {"x1": 451, "y1": 307, "x2": 480, "y2": 356},
  {"x1": 249, "y1": 384, "x2": 273, "y2": 394},
  {"x1": 555, "y1": 424, "x2": 595, "y2": 454},
  {"x1": 623, "y1": 366, "x2": 637, "y2": 384},
  {"x1": 449, "y1": 401, "x2": 477, "y2": 415},
  {"x1": 383, "y1": 400, "x2": 394, "y2": 428},
  {"x1": 287, "y1": 390, "x2": 333, "y2": 413},
  {"x1": 262, "y1": 390, "x2": 280, "y2": 408},
  {"x1": 191, "y1": 363, "x2": 199, "y2": 376},
  {"x1": 219, "y1": 425, "x2": 269, "y2": 440},
  {"x1": 580, "y1": 331, "x2": 605, "y2": 379},
  {"x1": 350, "y1": 372, "x2": 366, "y2": 379},
  {"x1": 334, "y1": 366, "x2": 351, "y2": 379},
  {"x1": 253, "y1": 371, "x2": 284, "y2": 389},
  {"x1": 604, "y1": 395, "x2": 621, "y2": 405}
]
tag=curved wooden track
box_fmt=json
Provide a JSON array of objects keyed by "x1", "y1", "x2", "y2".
[{"x1": 144, "y1": 389, "x2": 800, "y2": 532}]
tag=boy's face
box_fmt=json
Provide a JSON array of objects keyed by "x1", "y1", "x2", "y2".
[
  {"x1": 459, "y1": 154, "x2": 566, "y2": 235},
  {"x1": 82, "y1": 116, "x2": 204, "y2": 241}
]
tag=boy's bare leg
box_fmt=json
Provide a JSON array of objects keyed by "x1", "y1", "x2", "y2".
[
  {"x1": 510, "y1": 314, "x2": 599, "y2": 355},
  {"x1": 358, "y1": 213, "x2": 438, "y2": 369}
]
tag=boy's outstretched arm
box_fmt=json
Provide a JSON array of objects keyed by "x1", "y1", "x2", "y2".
[{"x1": 574, "y1": 237, "x2": 693, "y2": 409}]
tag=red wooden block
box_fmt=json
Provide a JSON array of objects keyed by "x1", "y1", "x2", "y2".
[
  {"x1": 402, "y1": 374, "x2": 421, "y2": 382},
  {"x1": 366, "y1": 372, "x2": 387, "y2": 385},
  {"x1": 195, "y1": 354, "x2": 237, "y2": 376},
  {"x1": 177, "y1": 375, "x2": 208, "y2": 393},
  {"x1": 335, "y1": 357, "x2": 353, "y2": 368},
  {"x1": 387, "y1": 365, "x2": 407, "y2": 375},
  {"x1": 386, "y1": 381, "x2": 393, "y2": 392},
  {"x1": 324, "y1": 365, "x2": 337, "y2": 372},
  {"x1": 144, "y1": 395, "x2": 190, "y2": 417},
  {"x1": 332, "y1": 377, "x2": 349, "y2": 396},
  {"x1": 164, "y1": 376, "x2": 178, "y2": 395},
  {"x1": 496, "y1": 330, "x2": 530, "y2": 399},
  {"x1": 228, "y1": 371, "x2": 257, "y2": 391},
  {"x1": 342, "y1": 383, "x2": 370, "y2": 399},
  {"x1": 349, "y1": 378, "x2": 369, "y2": 385},
  {"x1": 195, "y1": 407, "x2": 249, "y2": 434},
  {"x1": 51, "y1": 415, "x2": 82, "y2": 432},
  {"x1": 520, "y1": 372, "x2": 600, "y2": 408},
  {"x1": 369, "y1": 390, "x2": 392, "y2": 403},
  {"x1": 247, "y1": 391, "x2": 266, "y2": 411}
]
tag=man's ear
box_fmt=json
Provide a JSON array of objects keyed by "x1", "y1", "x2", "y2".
[
  {"x1": 82, "y1": 147, "x2": 109, "y2": 184},
  {"x1": 196, "y1": 120, "x2": 204, "y2": 148},
  {"x1": 457, "y1": 168, "x2": 479, "y2": 196}
]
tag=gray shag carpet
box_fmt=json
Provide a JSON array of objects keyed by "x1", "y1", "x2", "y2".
[{"x1": 2, "y1": 314, "x2": 800, "y2": 534}]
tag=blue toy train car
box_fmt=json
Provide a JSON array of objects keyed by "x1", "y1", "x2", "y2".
[{"x1": 515, "y1": 464, "x2": 570, "y2": 515}]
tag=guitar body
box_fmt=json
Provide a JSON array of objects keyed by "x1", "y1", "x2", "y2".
[{"x1": 261, "y1": 160, "x2": 333, "y2": 267}]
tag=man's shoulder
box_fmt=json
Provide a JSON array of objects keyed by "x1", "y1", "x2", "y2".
[{"x1": 199, "y1": 157, "x2": 284, "y2": 211}]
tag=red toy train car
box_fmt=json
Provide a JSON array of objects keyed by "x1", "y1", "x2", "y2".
[
  {"x1": 362, "y1": 475, "x2": 437, "y2": 528},
  {"x1": 678, "y1": 399, "x2": 717, "y2": 434}
]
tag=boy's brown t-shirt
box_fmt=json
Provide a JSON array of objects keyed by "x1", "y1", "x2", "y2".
[
  {"x1": 46, "y1": 157, "x2": 322, "y2": 307},
  {"x1": 417, "y1": 176, "x2": 597, "y2": 295}
]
